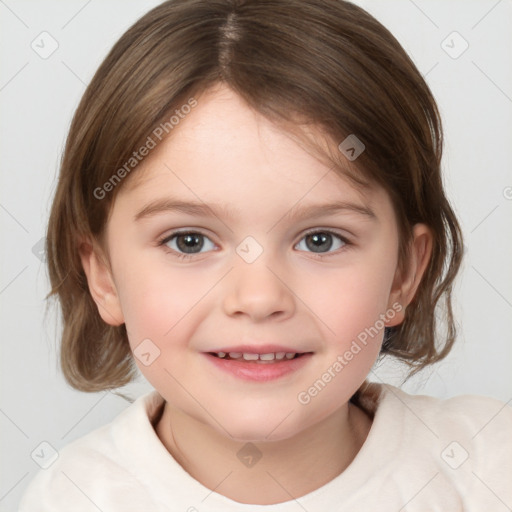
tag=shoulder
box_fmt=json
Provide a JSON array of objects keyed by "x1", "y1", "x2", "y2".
[
  {"x1": 375, "y1": 384, "x2": 512, "y2": 508},
  {"x1": 19, "y1": 391, "x2": 164, "y2": 511},
  {"x1": 382, "y1": 384, "x2": 512, "y2": 442}
]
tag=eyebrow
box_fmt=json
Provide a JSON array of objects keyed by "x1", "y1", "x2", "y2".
[{"x1": 133, "y1": 197, "x2": 376, "y2": 223}]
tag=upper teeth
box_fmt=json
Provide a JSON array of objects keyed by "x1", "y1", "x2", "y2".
[{"x1": 216, "y1": 352, "x2": 297, "y2": 360}]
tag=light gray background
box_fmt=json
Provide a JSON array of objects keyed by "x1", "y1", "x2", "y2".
[{"x1": 1, "y1": 0, "x2": 511, "y2": 509}]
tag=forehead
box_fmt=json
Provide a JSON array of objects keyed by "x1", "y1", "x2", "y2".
[{"x1": 118, "y1": 84, "x2": 379, "y2": 212}]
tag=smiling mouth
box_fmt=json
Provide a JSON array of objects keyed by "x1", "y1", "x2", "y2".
[
  {"x1": 204, "y1": 350, "x2": 314, "y2": 381},
  {"x1": 208, "y1": 351, "x2": 311, "y2": 363}
]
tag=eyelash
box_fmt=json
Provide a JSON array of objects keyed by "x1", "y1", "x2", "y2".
[{"x1": 157, "y1": 228, "x2": 351, "y2": 261}]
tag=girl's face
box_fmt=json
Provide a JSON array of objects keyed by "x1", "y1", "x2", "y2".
[{"x1": 96, "y1": 84, "x2": 410, "y2": 442}]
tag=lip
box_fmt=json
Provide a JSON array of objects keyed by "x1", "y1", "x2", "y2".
[{"x1": 203, "y1": 352, "x2": 313, "y2": 382}]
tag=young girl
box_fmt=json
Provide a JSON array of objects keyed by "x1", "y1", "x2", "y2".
[{"x1": 20, "y1": 0, "x2": 511, "y2": 510}]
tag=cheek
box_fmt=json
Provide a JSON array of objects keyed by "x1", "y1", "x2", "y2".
[
  {"x1": 112, "y1": 251, "x2": 206, "y2": 347},
  {"x1": 292, "y1": 262, "x2": 395, "y2": 418},
  {"x1": 307, "y1": 258, "x2": 396, "y2": 333},
  {"x1": 298, "y1": 248, "x2": 398, "y2": 382},
  {"x1": 113, "y1": 260, "x2": 212, "y2": 392}
]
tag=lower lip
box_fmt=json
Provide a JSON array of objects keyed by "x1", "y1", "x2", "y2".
[{"x1": 203, "y1": 353, "x2": 313, "y2": 382}]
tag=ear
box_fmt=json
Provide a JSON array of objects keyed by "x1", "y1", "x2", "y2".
[
  {"x1": 79, "y1": 239, "x2": 124, "y2": 326},
  {"x1": 386, "y1": 223, "x2": 433, "y2": 327}
]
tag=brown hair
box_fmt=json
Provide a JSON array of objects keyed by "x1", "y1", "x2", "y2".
[{"x1": 46, "y1": 0, "x2": 463, "y2": 392}]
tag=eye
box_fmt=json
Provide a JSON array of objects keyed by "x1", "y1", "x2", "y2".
[
  {"x1": 159, "y1": 231, "x2": 216, "y2": 256},
  {"x1": 295, "y1": 230, "x2": 347, "y2": 255}
]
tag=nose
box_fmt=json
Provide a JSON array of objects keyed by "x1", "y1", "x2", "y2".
[{"x1": 222, "y1": 258, "x2": 296, "y2": 322}]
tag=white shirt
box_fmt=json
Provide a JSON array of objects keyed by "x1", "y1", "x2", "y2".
[{"x1": 19, "y1": 384, "x2": 512, "y2": 511}]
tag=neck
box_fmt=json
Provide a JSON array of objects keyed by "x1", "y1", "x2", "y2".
[{"x1": 155, "y1": 400, "x2": 372, "y2": 505}]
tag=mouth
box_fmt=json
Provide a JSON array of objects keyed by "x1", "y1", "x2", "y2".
[
  {"x1": 203, "y1": 349, "x2": 314, "y2": 381},
  {"x1": 207, "y1": 351, "x2": 309, "y2": 363}
]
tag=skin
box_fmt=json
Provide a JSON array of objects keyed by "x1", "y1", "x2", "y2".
[{"x1": 80, "y1": 83, "x2": 432, "y2": 505}]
